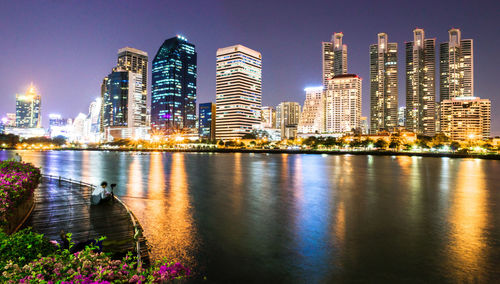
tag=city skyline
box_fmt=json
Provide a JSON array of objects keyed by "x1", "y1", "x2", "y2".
[{"x1": 0, "y1": 1, "x2": 498, "y2": 134}]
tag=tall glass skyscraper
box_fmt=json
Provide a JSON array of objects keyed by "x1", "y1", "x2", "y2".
[
  {"x1": 370, "y1": 33, "x2": 398, "y2": 134},
  {"x1": 322, "y1": 32, "x2": 348, "y2": 88},
  {"x1": 198, "y1": 103, "x2": 216, "y2": 141},
  {"x1": 16, "y1": 84, "x2": 41, "y2": 128},
  {"x1": 151, "y1": 35, "x2": 197, "y2": 133},
  {"x1": 405, "y1": 28, "x2": 436, "y2": 136}
]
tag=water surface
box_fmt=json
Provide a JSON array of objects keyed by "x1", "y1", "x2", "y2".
[{"x1": 2, "y1": 150, "x2": 500, "y2": 283}]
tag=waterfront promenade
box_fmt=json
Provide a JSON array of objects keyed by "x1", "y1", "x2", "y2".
[{"x1": 22, "y1": 176, "x2": 148, "y2": 262}]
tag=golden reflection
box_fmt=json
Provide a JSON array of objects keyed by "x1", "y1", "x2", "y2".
[
  {"x1": 162, "y1": 153, "x2": 196, "y2": 263},
  {"x1": 234, "y1": 152, "x2": 242, "y2": 187},
  {"x1": 147, "y1": 153, "x2": 165, "y2": 200},
  {"x1": 335, "y1": 202, "x2": 346, "y2": 246},
  {"x1": 127, "y1": 155, "x2": 143, "y2": 198},
  {"x1": 447, "y1": 160, "x2": 487, "y2": 281}
]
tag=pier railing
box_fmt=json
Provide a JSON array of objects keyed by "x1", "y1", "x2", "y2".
[{"x1": 41, "y1": 174, "x2": 146, "y2": 266}]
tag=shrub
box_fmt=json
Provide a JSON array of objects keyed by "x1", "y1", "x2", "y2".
[{"x1": 0, "y1": 228, "x2": 56, "y2": 269}]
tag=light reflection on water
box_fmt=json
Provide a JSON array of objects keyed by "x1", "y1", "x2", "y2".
[{"x1": 1, "y1": 150, "x2": 500, "y2": 282}]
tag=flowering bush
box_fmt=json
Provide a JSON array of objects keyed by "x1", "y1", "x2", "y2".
[
  {"x1": 0, "y1": 161, "x2": 41, "y2": 226},
  {"x1": 1, "y1": 243, "x2": 191, "y2": 283},
  {"x1": 0, "y1": 228, "x2": 56, "y2": 269}
]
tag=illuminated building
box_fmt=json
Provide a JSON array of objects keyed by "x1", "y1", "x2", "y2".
[
  {"x1": 360, "y1": 116, "x2": 369, "y2": 134},
  {"x1": 406, "y1": 28, "x2": 436, "y2": 136},
  {"x1": 298, "y1": 86, "x2": 325, "y2": 134},
  {"x1": 151, "y1": 36, "x2": 197, "y2": 133},
  {"x1": 216, "y1": 45, "x2": 262, "y2": 140},
  {"x1": 277, "y1": 102, "x2": 301, "y2": 139},
  {"x1": 199, "y1": 103, "x2": 216, "y2": 141},
  {"x1": 15, "y1": 84, "x2": 41, "y2": 128},
  {"x1": 5, "y1": 113, "x2": 16, "y2": 127},
  {"x1": 48, "y1": 114, "x2": 71, "y2": 138},
  {"x1": 261, "y1": 106, "x2": 276, "y2": 129},
  {"x1": 440, "y1": 28, "x2": 473, "y2": 101},
  {"x1": 398, "y1": 106, "x2": 406, "y2": 127},
  {"x1": 101, "y1": 68, "x2": 146, "y2": 140},
  {"x1": 370, "y1": 33, "x2": 398, "y2": 134},
  {"x1": 440, "y1": 97, "x2": 490, "y2": 140},
  {"x1": 322, "y1": 32, "x2": 348, "y2": 87},
  {"x1": 117, "y1": 47, "x2": 148, "y2": 126},
  {"x1": 325, "y1": 74, "x2": 362, "y2": 133}
]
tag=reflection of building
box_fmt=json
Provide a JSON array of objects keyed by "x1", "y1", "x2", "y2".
[
  {"x1": 440, "y1": 97, "x2": 490, "y2": 141},
  {"x1": 440, "y1": 28, "x2": 473, "y2": 101},
  {"x1": 198, "y1": 103, "x2": 216, "y2": 141},
  {"x1": 370, "y1": 33, "x2": 398, "y2": 133},
  {"x1": 16, "y1": 84, "x2": 41, "y2": 128},
  {"x1": 261, "y1": 106, "x2": 276, "y2": 129},
  {"x1": 406, "y1": 28, "x2": 436, "y2": 136},
  {"x1": 322, "y1": 32, "x2": 348, "y2": 87},
  {"x1": 277, "y1": 102, "x2": 301, "y2": 139},
  {"x1": 151, "y1": 36, "x2": 197, "y2": 133},
  {"x1": 298, "y1": 86, "x2": 324, "y2": 134},
  {"x1": 325, "y1": 74, "x2": 362, "y2": 134},
  {"x1": 216, "y1": 45, "x2": 262, "y2": 140}
]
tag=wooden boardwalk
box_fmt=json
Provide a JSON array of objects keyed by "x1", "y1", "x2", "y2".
[{"x1": 22, "y1": 176, "x2": 149, "y2": 263}]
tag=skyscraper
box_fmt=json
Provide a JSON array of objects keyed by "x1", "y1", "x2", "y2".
[
  {"x1": 298, "y1": 86, "x2": 325, "y2": 134},
  {"x1": 325, "y1": 75, "x2": 362, "y2": 133},
  {"x1": 405, "y1": 28, "x2": 436, "y2": 136},
  {"x1": 440, "y1": 28, "x2": 473, "y2": 101},
  {"x1": 101, "y1": 68, "x2": 145, "y2": 140},
  {"x1": 116, "y1": 47, "x2": 148, "y2": 125},
  {"x1": 276, "y1": 102, "x2": 301, "y2": 139},
  {"x1": 151, "y1": 35, "x2": 197, "y2": 133},
  {"x1": 15, "y1": 84, "x2": 41, "y2": 128},
  {"x1": 261, "y1": 106, "x2": 276, "y2": 129},
  {"x1": 322, "y1": 32, "x2": 348, "y2": 87},
  {"x1": 199, "y1": 103, "x2": 216, "y2": 141},
  {"x1": 370, "y1": 33, "x2": 398, "y2": 134},
  {"x1": 216, "y1": 45, "x2": 262, "y2": 140}
]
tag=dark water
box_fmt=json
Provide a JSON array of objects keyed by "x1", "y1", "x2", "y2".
[{"x1": 2, "y1": 150, "x2": 500, "y2": 283}]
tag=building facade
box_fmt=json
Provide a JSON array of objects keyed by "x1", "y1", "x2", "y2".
[
  {"x1": 440, "y1": 28, "x2": 473, "y2": 101},
  {"x1": 151, "y1": 36, "x2": 197, "y2": 133},
  {"x1": 405, "y1": 28, "x2": 436, "y2": 136},
  {"x1": 276, "y1": 102, "x2": 301, "y2": 139},
  {"x1": 440, "y1": 97, "x2": 490, "y2": 140},
  {"x1": 215, "y1": 45, "x2": 262, "y2": 140},
  {"x1": 116, "y1": 47, "x2": 148, "y2": 126},
  {"x1": 261, "y1": 106, "x2": 276, "y2": 129},
  {"x1": 199, "y1": 103, "x2": 216, "y2": 141},
  {"x1": 298, "y1": 87, "x2": 324, "y2": 134},
  {"x1": 325, "y1": 74, "x2": 362, "y2": 133},
  {"x1": 370, "y1": 33, "x2": 398, "y2": 134},
  {"x1": 322, "y1": 32, "x2": 348, "y2": 87},
  {"x1": 16, "y1": 84, "x2": 41, "y2": 128}
]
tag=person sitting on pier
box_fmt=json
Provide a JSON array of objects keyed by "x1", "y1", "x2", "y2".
[{"x1": 91, "y1": 181, "x2": 111, "y2": 205}]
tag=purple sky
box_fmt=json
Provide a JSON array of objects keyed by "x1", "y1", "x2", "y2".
[{"x1": 0, "y1": 0, "x2": 499, "y2": 135}]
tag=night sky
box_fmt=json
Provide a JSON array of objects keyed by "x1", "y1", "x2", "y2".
[{"x1": 0, "y1": 0, "x2": 499, "y2": 134}]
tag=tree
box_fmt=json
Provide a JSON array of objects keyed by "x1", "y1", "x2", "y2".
[
  {"x1": 374, "y1": 139, "x2": 388, "y2": 149},
  {"x1": 389, "y1": 140, "x2": 400, "y2": 149},
  {"x1": 450, "y1": 141, "x2": 460, "y2": 151}
]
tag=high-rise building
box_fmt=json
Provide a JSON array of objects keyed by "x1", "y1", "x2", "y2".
[
  {"x1": 5, "y1": 113, "x2": 16, "y2": 127},
  {"x1": 406, "y1": 29, "x2": 436, "y2": 136},
  {"x1": 151, "y1": 36, "x2": 197, "y2": 133},
  {"x1": 440, "y1": 97, "x2": 490, "y2": 140},
  {"x1": 322, "y1": 32, "x2": 348, "y2": 87},
  {"x1": 216, "y1": 45, "x2": 262, "y2": 140},
  {"x1": 360, "y1": 116, "x2": 369, "y2": 134},
  {"x1": 15, "y1": 84, "x2": 41, "y2": 128},
  {"x1": 101, "y1": 68, "x2": 146, "y2": 140},
  {"x1": 298, "y1": 86, "x2": 325, "y2": 134},
  {"x1": 261, "y1": 106, "x2": 276, "y2": 129},
  {"x1": 116, "y1": 47, "x2": 148, "y2": 126},
  {"x1": 276, "y1": 102, "x2": 301, "y2": 139},
  {"x1": 325, "y1": 74, "x2": 362, "y2": 133},
  {"x1": 440, "y1": 28, "x2": 473, "y2": 101},
  {"x1": 199, "y1": 103, "x2": 216, "y2": 141},
  {"x1": 398, "y1": 106, "x2": 406, "y2": 127},
  {"x1": 370, "y1": 33, "x2": 398, "y2": 134}
]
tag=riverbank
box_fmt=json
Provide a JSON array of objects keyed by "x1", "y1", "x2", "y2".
[{"x1": 4, "y1": 147, "x2": 500, "y2": 160}]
